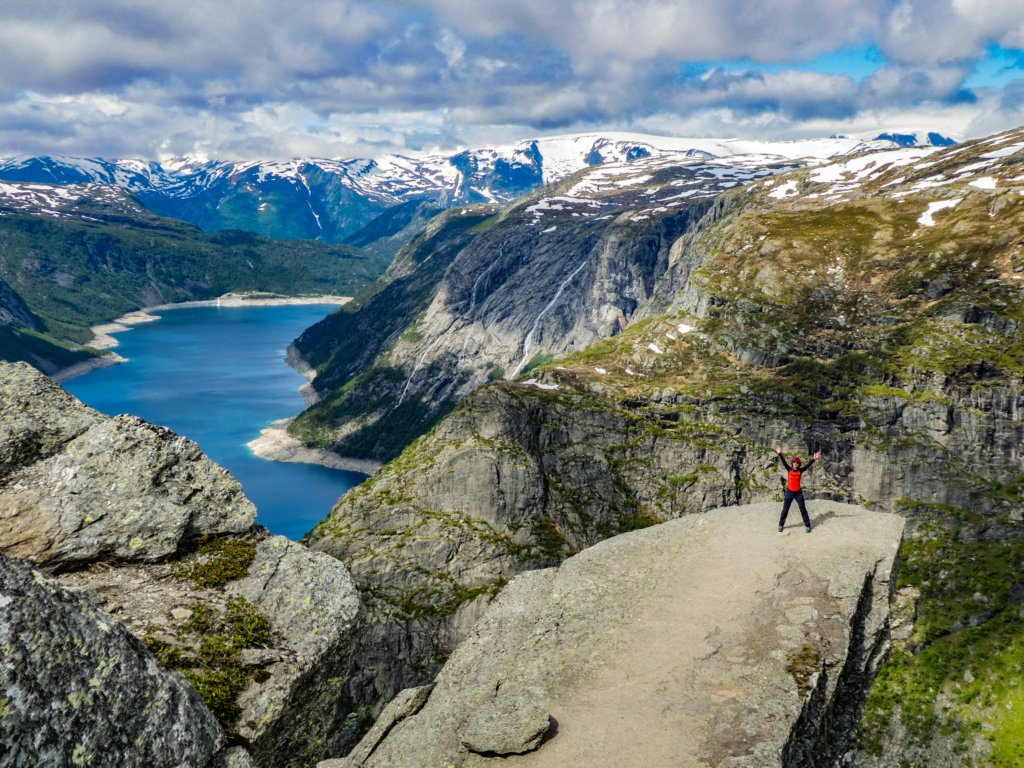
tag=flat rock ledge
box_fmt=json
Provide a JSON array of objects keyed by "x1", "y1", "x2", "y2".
[{"x1": 329, "y1": 502, "x2": 904, "y2": 768}]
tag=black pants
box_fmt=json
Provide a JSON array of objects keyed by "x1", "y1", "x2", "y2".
[{"x1": 780, "y1": 490, "x2": 811, "y2": 527}]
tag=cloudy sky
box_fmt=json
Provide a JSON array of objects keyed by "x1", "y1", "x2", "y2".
[{"x1": 2, "y1": 0, "x2": 1024, "y2": 160}]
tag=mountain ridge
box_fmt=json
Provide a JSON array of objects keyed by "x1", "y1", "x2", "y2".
[{"x1": 0, "y1": 131, "x2": 955, "y2": 244}]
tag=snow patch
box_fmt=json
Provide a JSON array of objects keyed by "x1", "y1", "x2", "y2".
[
  {"x1": 768, "y1": 180, "x2": 799, "y2": 199},
  {"x1": 981, "y1": 143, "x2": 1024, "y2": 160},
  {"x1": 523, "y1": 378, "x2": 559, "y2": 391},
  {"x1": 969, "y1": 177, "x2": 998, "y2": 190},
  {"x1": 918, "y1": 198, "x2": 963, "y2": 227},
  {"x1": 647, "y1": 343, "x2": 664, "y2": 355}
]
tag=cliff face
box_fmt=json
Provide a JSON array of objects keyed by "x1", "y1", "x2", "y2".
[
  {"x1": 325, "y1": 504, "x2": 905, "y2": 768},
  {"x1": 0, "y1": 362, "x2": 364, "y2": 768},
  {"x1": 308, "y1": 128, "x2": 1024, "y2": 763},
  {"x1": 290, "y1": 155, "x2": 798, "y2": 461}
]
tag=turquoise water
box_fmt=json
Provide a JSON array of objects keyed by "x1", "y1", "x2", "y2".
[{"x1": 64, "y1": 304, "x2": 363, "y2": 540}]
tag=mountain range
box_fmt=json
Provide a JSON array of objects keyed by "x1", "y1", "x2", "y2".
[
  {"x1": 9, "y1": 122, "x2": 1024, "y2": 767},
  {"x1": 0, "y1": 131, "x2": 955, "y2": 244}
]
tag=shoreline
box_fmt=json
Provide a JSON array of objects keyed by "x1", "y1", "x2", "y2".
[
  {"x1": 52, "y1": 293, "x2": 351, "y2": 382},
  {"x1": 247, "y1": 419, "x2": 382, "y2": 476},
  {"x1": 285, "y1": 343, "x2": 323, "y2": 407},
  {"x1": 52, "y1": 290, "x2": 374, "y2": 476},
  {"x1": 51, "y1": 352, "x2": 129, "y2": 383}
]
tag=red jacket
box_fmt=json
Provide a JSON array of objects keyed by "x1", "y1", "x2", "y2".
[{"x1": 779, "y1": 455, "x2": 815, "y2": 492}]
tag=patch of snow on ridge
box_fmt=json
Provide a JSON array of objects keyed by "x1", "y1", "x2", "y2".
[
  {"x1": 808, "y1": 148, "x2": 938, "y2": 196},
  {"x1": 677, "y1": 323, "x2": 695, "y2": 334},
  {"x1": 969, "y1": 177, "x2": 998, "y2": 190},
  {"x1": 769, "y1": 180, "x2": 799, "y2": 199},
  {"x1": 981, "y1": 143, "x2": 1024, "y2": 160},
  {"x1": 647, "y1": 343, "x2": 664, "y2": 354},
  {"x1": 918, "y1": 198, "x2": 963, "y2": 227},
  {"x1": 523, "y1": 378, "x2": 559, "y2": 391}
]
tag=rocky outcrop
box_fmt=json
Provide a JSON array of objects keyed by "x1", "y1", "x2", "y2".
[
  {"x1": 307, "y1": 128, "x2": 1024, "y2": 764},
  {"x1": 0, "y1": 361, "x2": 366, "y2": 767},
  {"x1": 0, "y1": 362, "x2": 255, "y2": 570},
  {"x1": 54, "y1": 534, "x2": 364, "y2": 768},
  {"x1": 0, "y1": 551, "x2": 227, "y2": 768},
  {"x1": 0, "y1": 278, "x2": 37, "y2": 330},
  {"x1": 326, "y1": 504, "x2": 904, "y2": 768},
  {"x1": 228, "y1": 536, "x2": 363, "y2": 766}
]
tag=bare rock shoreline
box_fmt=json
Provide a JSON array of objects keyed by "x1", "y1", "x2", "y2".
[{"x1": 247, "y1": 419, "x2": 382, "y2": 476}]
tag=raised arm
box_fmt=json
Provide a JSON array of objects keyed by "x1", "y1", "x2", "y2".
[
  {"x1": 774, "y1": 444, "x2": 791, "y2": 470},
  {"x1": 802, "y1": 450, "x2": 823, "y2": 472}
]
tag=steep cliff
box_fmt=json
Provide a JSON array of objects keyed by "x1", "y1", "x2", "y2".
[
  {"x1": 0, "y1": 361, "x2": 364, "y2": 767},
  {"x1": 308, "y1": 127, "x2": 1024, "y2": 763},
  {"x1": 291, "y1": 154, "x2": 799, "y2": 461},
  {"x1": 324, "y1": 504, "x2": 905, "y2": 768}
]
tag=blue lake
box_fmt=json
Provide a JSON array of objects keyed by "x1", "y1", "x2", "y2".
[{"x1": 64, "y1": 304, "x2": 363, "y2": 540}]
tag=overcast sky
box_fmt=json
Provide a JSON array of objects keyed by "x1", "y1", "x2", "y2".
[{"x1": 2, "y1": 0, "x2": 1024, "y2": 160}]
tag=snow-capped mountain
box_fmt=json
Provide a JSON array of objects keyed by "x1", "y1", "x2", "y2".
[
  {"x1": 0, "y1": 131, "x2": 956, "y2": 243},
  {"x1": 0, "y1": 181, "x2": 150, "y2": 221}
]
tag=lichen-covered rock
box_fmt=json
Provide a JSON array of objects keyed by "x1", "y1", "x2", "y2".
[
  {"x1": 347, "y1": 503, "x2": 904, "y2": 768},
  {"x1": 227, "y1": 536, "x2": 363, "y2": 767},
  {"x1": 0, "y1": 361, "x2": 100, "y2": 478},
  {"x1": 54, "y1": 534, "x2": 366, "y2": 768},
  {"x1": 0, "y1": 551, "x2": 226, "y2": 768},
  {"x1": 0, "y1": 362, "x2": 255, "y2": 569}
]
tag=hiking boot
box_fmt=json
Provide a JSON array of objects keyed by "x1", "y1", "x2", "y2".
[
  {"x1": 778, "y1": 525, "x2": 784, "y2": 532},
  {"x1": 805, "y1": 525, "x2": 812, "y2": 533}
]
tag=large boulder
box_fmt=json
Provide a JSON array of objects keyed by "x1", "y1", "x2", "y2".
[
  {"x1": 332, "y1": 503, "x2": 904, "y2": 768},
  {"x1": 0, "y1": 551, "x2": 227, "y2": 768},
  {"x1": 229, "y1": 536, "x2": 364, "y2": 766},
  {"x1": 0, "y1": 361, "x2": 255, "y2": 569}
]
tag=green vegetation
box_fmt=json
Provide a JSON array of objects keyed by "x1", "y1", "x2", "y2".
[
  {"x1": 0, "y1": 325, "x2": 97, "y2": 372},
  {"x1": 289, "y1": 365, "x2": 457, "y2": 462},
  {"x1": 859, "y1": 505, "x2": 1024, "y2": 761},
  {"x1": 174, "y1": 538, "x2": 257, "y2": 588},
  {"x1": 0, "y1": 207, "x2": 389, "y2": 367},
  {"x1": 485, "y1": 361, "x2": 505, "y2": 381},
  {"x1": 144, "y1": 597, "x2": 271, "y2": 726},
  {"x1": 520, "y1": 353, "x2": 555, "y2": 376},
  {"x1": 362, "y1": 573, "x2": 507, "y2": 621}
]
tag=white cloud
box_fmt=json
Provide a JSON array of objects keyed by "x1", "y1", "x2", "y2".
[{"x1": 0, "y1": 0, "x2": 1022, "y2": 158}]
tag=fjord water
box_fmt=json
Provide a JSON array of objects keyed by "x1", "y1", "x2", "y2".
[{"x1": 64, "y1": 304, "x2": 363, "y2": 540}]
